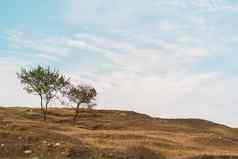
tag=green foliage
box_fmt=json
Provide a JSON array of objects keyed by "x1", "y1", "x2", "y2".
[
  {"x1": 66, "y1": 84, "x2": 97, "y2": 125},
  {"x1": 67, "y1": 85, "x2": 97, "y2": 107},
  {"x1": 17, "y1": 65, "x2": 97, "y2": 123},
  {"x1": 17, "y1": 65, "x2": 69, "y2": 121}
]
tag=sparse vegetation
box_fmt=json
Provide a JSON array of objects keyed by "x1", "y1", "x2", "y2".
[
  {"x1": 17, "y1": 65, "x2": 69, "y2": 121},
  {"x1": 124, "y1": 144, "x2": 167, "y2": 159},
  {"x1": 190, "y1": 155, "x2": 238, "y2": 159},
  {"x1": 65, "y1": 84, "x2": 97, "y2": 125},
  {"x1": 17, "y1": 65, "x2": 97, "y2": 124},
  {"x1": 6, "y1": 65, "x2": 238, "y2": 158},
  {"x1": 0, "y1": 107, "x2": 238, "y2": 159}
]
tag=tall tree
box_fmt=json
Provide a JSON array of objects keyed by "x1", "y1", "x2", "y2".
[
  {"x1": 66, "y1": 84, "x2": 97, "y2": 125},
  {"x1": 17, "y1": 65, "x2": 69, "y2": 121}
]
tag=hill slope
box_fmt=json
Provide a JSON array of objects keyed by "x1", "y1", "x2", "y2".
[{"x1": 0, "y1": 107, "x2": 238, "y2": 159}]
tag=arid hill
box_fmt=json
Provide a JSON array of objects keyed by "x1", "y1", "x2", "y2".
[{"x1": 0, "y1": 107, "x2": 238, "y2": 159}]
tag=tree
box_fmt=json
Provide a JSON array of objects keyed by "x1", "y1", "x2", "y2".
[
  {"x1": 17, "y1": 65, "x2": 69, "y2": 121},
  {"x1": 66, "y1": 84, "x2": 97, "y2": 125}
]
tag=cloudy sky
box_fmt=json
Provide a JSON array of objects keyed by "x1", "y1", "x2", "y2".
[{"x1": 1, "y1": 0, "x2": 238, "y2": 127}]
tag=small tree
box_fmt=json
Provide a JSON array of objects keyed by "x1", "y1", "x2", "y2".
[
  {"x1": 17, "y1": 65, "x2": 69, "y2": 121},
  {"x1": 67, "y1": 84, "x2": 97, "y2": 125}
]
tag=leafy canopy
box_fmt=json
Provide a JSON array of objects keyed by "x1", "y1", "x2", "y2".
[
  {"x1": 17, "y1": 65, "x2": 69, "y2": 106},
  {"x1": 67, "y1": 84, "x2": 97, "y2": 106}
]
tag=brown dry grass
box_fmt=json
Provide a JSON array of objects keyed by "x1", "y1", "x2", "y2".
[{"x1": 0, "y1": 107, "x2": 238, "y2": 159}]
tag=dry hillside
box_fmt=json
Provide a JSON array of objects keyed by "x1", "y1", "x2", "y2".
[{"x1": 0, "y1": 107, "x2": 238, "y2": 159}]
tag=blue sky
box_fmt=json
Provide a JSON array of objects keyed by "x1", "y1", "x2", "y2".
[{"x1": 1, "y1": 0, "x2": 238, "y2": 127}]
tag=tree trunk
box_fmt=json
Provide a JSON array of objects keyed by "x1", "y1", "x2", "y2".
[
  {"x1": 43, "y1": 109, "x2": 47, "y2": 121},
  {"x1": 40, "y1": 95, "x2": 43, "y2": 111},
  {"x1": 39, "y1": 95, "x2": 47, "y2": 121},
  {"x1": 43, "y1": 101, "x2": 49, "y2": 121},
  {"x1": 73, "y1": 103, "x2": 80, "y2": 125}
]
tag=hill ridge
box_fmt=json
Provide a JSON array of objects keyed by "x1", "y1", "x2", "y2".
[{"x1": 0, "y1": 107, "x2": 238, "y2": 159}]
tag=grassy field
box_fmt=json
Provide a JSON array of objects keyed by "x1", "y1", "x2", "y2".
[{"x1": 0, "y1": 107, "x2": 238, "y2": 159}]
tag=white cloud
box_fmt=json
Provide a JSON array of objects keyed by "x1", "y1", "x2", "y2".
[
  {"x1": 159, "y1": 22, "x2": 178, "y2": 32},
  {"x1": 3, "y1": 30, "x2": 70, "y2": 62},
  {"x1": 94, "y1": 70, "x2": 238, "y2": 127},
  {"x1": 58, "y1": 32, "x2": 238, "y2": 127},
  {"x1": 0, "y1": 58, "x2": 38, "y2": 107},
  {"x1": 2, "y1": 27, "x2": 233, "y2": 125},
  {"x1": 1, "y1": 0, "x2": 238, "y2": 127}
]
